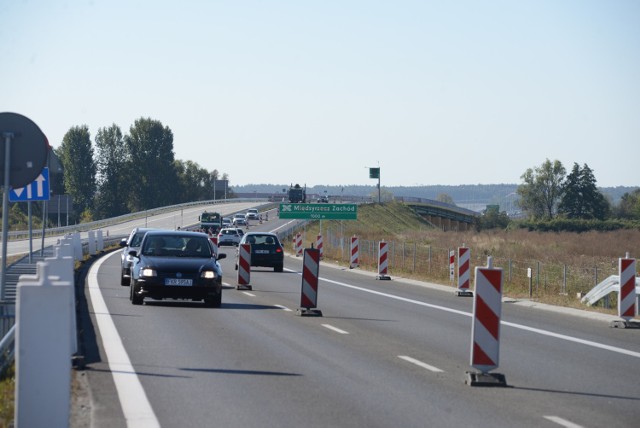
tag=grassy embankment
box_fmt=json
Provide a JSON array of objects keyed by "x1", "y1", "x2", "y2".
[{"x1": 286, "y1": 201, "x2": 638, "y2": 314}]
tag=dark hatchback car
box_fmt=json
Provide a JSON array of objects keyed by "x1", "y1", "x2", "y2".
[
  {"x1": 235, "y1": 232, "x2": 284, "y2": 272},
  {"x1": 128, "y1": 230, "x2": 227, "y2": 307}
]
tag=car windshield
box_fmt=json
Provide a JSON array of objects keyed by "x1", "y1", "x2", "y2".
[
  {"x1": 130, "y1": 232, "x2": 147, "y2": 247},
  {"x1": 142, "y1": 235, "x2": 212, "y2": 258}
]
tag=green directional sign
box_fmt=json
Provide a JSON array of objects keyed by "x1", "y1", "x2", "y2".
[{"x1": 279, "y1": 203, "x2": 358, "y2": 220}]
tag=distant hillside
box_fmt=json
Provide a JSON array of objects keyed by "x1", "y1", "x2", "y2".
[{"x1": 231, "y1": 183, "x2": 637, "y2": 209}]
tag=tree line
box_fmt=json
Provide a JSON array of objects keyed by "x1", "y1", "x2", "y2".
[
  {"x1": 7, "y1": 117, "x2": 230, "y2": 228},
  {"x1": 479, "y1": 159, "x2": 640, "y2": 230}
]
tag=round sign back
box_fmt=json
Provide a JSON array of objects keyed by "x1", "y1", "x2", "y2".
[{"x1": 0, "y1": 112, "x2": 49, "y2": 188}]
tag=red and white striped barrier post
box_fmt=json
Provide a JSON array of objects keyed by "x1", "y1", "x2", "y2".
[
  {"x1": 449, "y1": 249, "x2": 455, "y2": 284},
  {"x1": 297, "y1": 248, "x2": 322, "y2": 316},
  {"x1": 295, "y1": 233, "x2": 303, "y2": 257},
  {"x1": 236, "y1": 243, "x2": 252, "y2": 290},
  {"x1": 210, "y1": 236, "x2": 218, "y2": 257},
  {"x1": 466, "y1": 256, "x2": 507, "y2": 386},
  {"x1": 377, "y1": 240, "x2": 391, "y2": 280},
  {"x1": 612, "y1": 254, "x2": 637, "y2": 328},
  {"x1": 350, "y1": 235, "x2": 359, "y2": 269},
  {"x1": 316, "y1": 234, "x2": 323, "y2": 259},
  {"x1": 457, "y1": 246, "x2": 472, "y2": 296}
]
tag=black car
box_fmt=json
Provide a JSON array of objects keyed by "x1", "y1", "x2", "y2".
[
  {"x1": 128, "y1": 230, "x2": 227, "y2": 307},
  {"x1": 235, "y1": 232, "x2": 284, "y2": 272},
  {"x1": 119, "y1": 227, "x2": 158, "y2": 286}
]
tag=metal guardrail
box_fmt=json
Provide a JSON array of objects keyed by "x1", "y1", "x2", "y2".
[
  {"x1": 0, "y1": 325, "x2": 15, "y2": 375},
  {"x1": 6, "y1": 198, "x2": 268, "y2": 240}
]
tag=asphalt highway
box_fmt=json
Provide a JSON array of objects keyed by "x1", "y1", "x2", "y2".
[{"x1": 78, "y1": 210, "x2": 640, "y2": 428}]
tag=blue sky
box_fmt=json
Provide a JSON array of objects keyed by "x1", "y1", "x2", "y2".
[{"x1": 2, "y1": 0, "x2": 639, "y2": 188}]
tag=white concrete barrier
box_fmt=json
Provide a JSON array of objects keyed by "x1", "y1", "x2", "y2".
[{"x1": 15, "y1": 262, "x2": 72, "y2": 428}]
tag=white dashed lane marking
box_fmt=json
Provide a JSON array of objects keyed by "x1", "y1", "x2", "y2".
[
  {"x1": 322, "y1": 324, "x2": 349, "y2": 334},
  {"x1": 398, "y1": 355, "x2": 444, "y2": 373}
]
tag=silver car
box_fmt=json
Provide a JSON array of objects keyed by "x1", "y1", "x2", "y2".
[{"x1": 119, "y1": 227, "x2": 157, "y2": 286}]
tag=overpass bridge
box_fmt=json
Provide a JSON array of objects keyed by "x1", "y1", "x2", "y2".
[{"x1": 396, "y1": 197, "x2": 480, "y2": 231}]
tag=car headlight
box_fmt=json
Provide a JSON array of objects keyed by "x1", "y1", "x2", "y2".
[
  {"x1": 201, "y1": 270, "x2": 216, "y2": 279},
  {"x1": 141, "y1": 268, "x2": 157, "y2": 277}
]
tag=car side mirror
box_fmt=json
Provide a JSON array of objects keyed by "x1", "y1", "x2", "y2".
[
  {"x1": 128, "y1": 250, "x2": 138, "y2": 258},
  {"x1": 217, "y1": 253, "x2": 227, "y2": 260},
  {"x1": 120, "y1": 238, "x2": 127, "y2": 247}
]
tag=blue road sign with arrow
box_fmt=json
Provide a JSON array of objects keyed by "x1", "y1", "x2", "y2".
[{"x1": 9, "y1": 167, "x2": 50, "y2": 202}]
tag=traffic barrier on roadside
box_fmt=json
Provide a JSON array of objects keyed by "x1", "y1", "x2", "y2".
[
  {"x1": 236, "y1": 243, "x2": 252, "y2": 290},
  {"x1": 457, "y1": 247, "x2": 472, "y2": 296},
  {"x1": 16, "y1": 262, "x2": 72, "y2": 427},
  {"x1": 612, "y1": 255, "x2": 637, "y2": 328},
  {"x1": 449, "y1": 249, "x2": 455, "y2": 283},
  {"x1": 72, "y1": 233, "x2": 82, "y2": 261},
  {"x1": 466, "y1": 256, "x2": 507, "y2": 387},
  {"x1": 210, "y1": 236, "x2": 218, "y2": 256},
  {"x1": 316, "y1": 234, "x2": 323, "y2": 258},
  {"x1": 88, "y1": 230, "x2": 96, "y2": 255},
  {"x1": 350, "y1": 235, "x2": 359, "y2": 269},
  {"x1": 97, "y1": 230, "x2": 104, "y2": 252},
  {"x1": 295, "y1": 233, "x2": 303, "y2": 257},
  {"x1": 297, "y1": 248, "x2": 322, "y2": 316},
  {"x1": 45, "y1": 246, "x2": 77, "y2": 354},
  {"x1": 377, "y1": 240, "x2": 391, "y2": 280}
]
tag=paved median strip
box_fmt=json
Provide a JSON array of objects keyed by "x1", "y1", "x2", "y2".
[{"x1": 398, "y1": 355, "x2": 444, "y2": 373}]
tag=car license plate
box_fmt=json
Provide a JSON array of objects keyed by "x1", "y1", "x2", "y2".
[
  {"x1": 255, "y1": 250, "x2": 269, "y2": 254},
  {"x1": 165, "y1": 278, "x2": 193, "y2": 286}
]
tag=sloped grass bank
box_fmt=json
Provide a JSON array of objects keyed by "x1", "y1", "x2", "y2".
[{"x1": 289, "y1": 201, "x2": 636, "y2": 314}]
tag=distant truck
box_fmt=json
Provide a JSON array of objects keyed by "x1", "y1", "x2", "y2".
[
  {"x1": 288, "y1": 183, "x2": 306, "y2": 203},
  {"x1": 199, "y1": 211, "x2": 222, "y2": 234}
]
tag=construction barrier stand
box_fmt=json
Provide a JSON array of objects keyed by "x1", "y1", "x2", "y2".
[
  {"x1": 236, "y1": 243, "x2": 252, "y2": 290},
  {"x1": 467, "y1": 257, "x2": 506, "y2": 387},
  {"x1": 377, "y1": 240, "x2": 391, "y2": 280},
  {"x1": 298, "y1": 248, "x2": 322, "y2": 316},
  {"x1": 316, "y1": 234, "x2": 323, "y2": 258},
  {"x1": 295, "y1": 233, "x2": 303, "y2": 257},
  {"x1": 350, "y1": 235, "x2": 359, "y2": 269},
  {"x1": 457, "y1": 247, "x2": 472, "y2": 296},
  {"x1": 449, "y1": 250, "x2": 455, "y2": 283},
  {"x1": 618, "y1": 257, "x2": 637, "y2": 321}
]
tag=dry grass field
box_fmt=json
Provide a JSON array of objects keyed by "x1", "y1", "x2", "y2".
[{"x1": 286, "y1": 201, "x2": 639, "y2": 314}]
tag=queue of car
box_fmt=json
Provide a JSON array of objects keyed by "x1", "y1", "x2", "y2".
[{"x1": 119, "y1": 207, "x2": 284, "y2": 309}]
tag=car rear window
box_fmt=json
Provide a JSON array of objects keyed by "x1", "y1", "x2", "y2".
[{"x1": 246, "y1": 235, "x2": 278, "y2": 245}]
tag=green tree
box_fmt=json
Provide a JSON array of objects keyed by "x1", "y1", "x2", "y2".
[
  {"x1": 174, "y1": 160, "x2": 212, "y2": 203},
  {"x1": 517, "y1": 159, "x2": 566, "y2": 220},
  {"x1": 125, "y1": 118, "x2": 177, "y2": 211},
  {"x1": 477, "y1": 205, "x2": 510, "y2": 230},
  {"x1": 558, "y1": 163, "x2": 610, "y2": 220},
  {"x1": 615, "y1": 189, "x2": 640, "y2": 220},
  {"x1": 94, "y1": 124, "x2": 129, "y2": 218},
  {"x1": 58, "y1": 125, "x2": 96, "y2": 220}
]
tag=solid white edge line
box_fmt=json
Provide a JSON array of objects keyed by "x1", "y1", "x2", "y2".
[
  {"x1": 87, "y1": 252, "x2": 160, "y2": 428},
  {"x1": 243, "y1": 291, "x2": 256, "y2": 297},
  {"x1": 274, "y1": 304, "x2": 293, "y2": 312},
  {"x1": 319, "y1": 277, "x2": 640, "y2": 359},
  {"x1": 398, "y1": 355, "x2": 444, "y2": 373},
  {"x1": 321, "y1": 324, "x2": 349, "y2": 334},
  {"x1": 543, "y1": 415, "x2": 584, "y2": 428}
]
